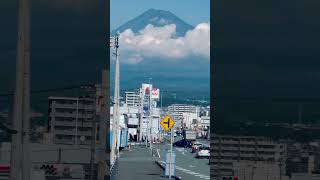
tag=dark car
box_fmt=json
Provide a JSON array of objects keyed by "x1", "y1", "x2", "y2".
[{"x1": 173, "y1": 140, "x2": 192, "y2": 148}]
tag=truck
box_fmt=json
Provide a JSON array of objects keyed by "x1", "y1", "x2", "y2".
[{"x1": 182, "y1": 130, "x2": 196, "y2": 140}]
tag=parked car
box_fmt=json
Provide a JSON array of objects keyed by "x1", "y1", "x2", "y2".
[
  {"x1": 191, "y1": 142, "x2": 202, "y2": 153},
  {"x1": 173, "y1": 139, "x2": 192, "y2": 148},
  {"x1": 176, "y1": 131, "x2": 181, "y2": 136},
  {"x1": 196, "y1": 145, "x2": 210, "y2": 158}
]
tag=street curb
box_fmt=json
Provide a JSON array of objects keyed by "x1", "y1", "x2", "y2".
[
  {"x1": 155, "y1": 160, "x2": 182, "y2": 180},
  {"x1": 155, "y1": 160, "x2": 165, "y2": 170},
  {"x1": 110, "y1": 160, "x2": 118, "y2": 175}
]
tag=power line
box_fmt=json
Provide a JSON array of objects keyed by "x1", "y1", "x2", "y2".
[{"x1": 0, "y1": 84, "x2": 94, "y2": 97}]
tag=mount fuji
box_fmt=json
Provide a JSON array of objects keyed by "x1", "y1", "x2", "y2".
[{"x1": 112, "y1": 8, "x2": 194, "y2": 37}]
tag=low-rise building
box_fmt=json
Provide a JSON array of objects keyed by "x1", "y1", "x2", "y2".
[{"x1": 210, "y1": 134, "x2": 287, "y2": 179}]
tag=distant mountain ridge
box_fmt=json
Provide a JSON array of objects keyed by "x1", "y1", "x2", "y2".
[{"x1": 112, "y1": 8, "x2": 194, "y2": 37}]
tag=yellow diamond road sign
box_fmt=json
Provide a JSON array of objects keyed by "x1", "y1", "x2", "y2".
[{"x1": 160, "y1": 115, "x2": 175, "y2": 131}]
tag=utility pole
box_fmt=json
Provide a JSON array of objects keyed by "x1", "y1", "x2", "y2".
[
  {"x1": 75, "y1": 98, "x2": 79, "y2": 144},
  {"x1": 10, "y1": 0, "x2": 31, "y2": 179},
  {"x1": 97, "y1": 69, "x2": 108, "y2": 180},
  {"x1": 90, "y1": 116, "x2": 96, "y2": 180},
  {"x1": 148, "y1": 78, "x2": 152, "y2": 150},
  {"x1": 111, "y1": 33, "x2": 120, "y2": 165},
  {"x1": 89, "y1": 85, "x2": 96, "y2": 180},
  {"x1": 279, "y1": 161, "x2": 282, "y2": 180},
  {"x1": 160, "y1": 90, "x2": 163, "y2": 109},
  {"x1": 139, "y1": 88, "x2": 145, "y2": 143}
]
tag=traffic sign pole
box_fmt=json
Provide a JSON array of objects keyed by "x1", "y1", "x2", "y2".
[
  {"x1": 169, "y1": 127, "x2": 173, "y2": 178},
  {"x1": 160, "y1": 115, "x2": 175, "y2": 179}
]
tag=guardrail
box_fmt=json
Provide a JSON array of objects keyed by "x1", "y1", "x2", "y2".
[{"x1": 109, "y1": 159, "x2": 118, "y2": 176}]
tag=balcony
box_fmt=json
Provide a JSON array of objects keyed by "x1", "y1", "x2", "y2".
[
  {"x1": 50, "y1": 112, "x2": 93, "y2": 119},
  {"x1": 54, "y1": 121, "x2": 93, "y2": 127},
  {"x1": 54, "y1": 138, "x2": 92, "y2": 145},
  {"x1": 212, "y1": 146, "x2": 239, "y2": 151},
  {"x1": 51, "y1": 103, "x2": 94, "y2": 110},
  {"x1": 55, "y1": 129, "x2": 92, "y2": 136}
]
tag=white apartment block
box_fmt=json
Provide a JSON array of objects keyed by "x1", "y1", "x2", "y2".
[
  {"x1": 168, "y1": 104, "x2": 199, "y2": 129},
  {"x1": 210, "y1": 134, "x2": 287, "y2": 179},
  {"x1": 124, "y1": 91, "x2": 140, "y2": 107}
]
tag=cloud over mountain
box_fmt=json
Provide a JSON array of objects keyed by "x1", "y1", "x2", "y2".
[{"x1": 116, "y1": 22, "x2": 210, "y2": 64}]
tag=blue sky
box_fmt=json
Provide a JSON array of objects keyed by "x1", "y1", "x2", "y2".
[{"x1": 110, "y1": 0, "x2": 210, "y2": 30}]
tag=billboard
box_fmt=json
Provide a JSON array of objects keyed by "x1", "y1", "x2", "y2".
[
  {"x1": 141, "y1": 84, "x2": 152, "y2": 115},
  {"x1": 151, "y1": 88, "x2": 160, "y2": 99},
  {"x1": 141, "y1": 83, "x2": 152, "y2": 98}
]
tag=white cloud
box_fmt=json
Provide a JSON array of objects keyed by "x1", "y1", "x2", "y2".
[{"x1": 114, "y1": 23, "x2": 210, "y2": 64}]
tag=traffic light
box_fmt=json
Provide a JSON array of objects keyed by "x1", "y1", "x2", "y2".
[{"x1": 40, "y1": 164, "x2": 58, "y2": 176}]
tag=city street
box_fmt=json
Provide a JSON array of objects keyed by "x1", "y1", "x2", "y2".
[
  {"x1": 110, "y1": 145, "x2": 168, "y2": 180},
  {"x1": 110, "y1": 137, "x2": 210, "y2": 180},
  {"x1": 154, "y1": 137, "x2": 210, "y2": 180}
]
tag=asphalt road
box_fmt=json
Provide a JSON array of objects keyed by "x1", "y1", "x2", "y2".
[
  {"x1": 110, "y1": 145, "x2": 168, "y2": 180},
  {"x1": 154, "y1": 137, "x2": 210, "y2": 180}
]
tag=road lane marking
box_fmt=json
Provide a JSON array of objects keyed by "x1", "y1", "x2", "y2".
[
  {"x1": 176, "y1": 166, "x2": 209, "y2": 179},
  {"x1": 176, "y1": 148, "x2": 184, "y2": 152},
  {"x1": 195, "y1": 174, "x2": 203, "y2": 177},
  {"x1": 157, "y1": 149, "x2": 161, "y2": 158}
]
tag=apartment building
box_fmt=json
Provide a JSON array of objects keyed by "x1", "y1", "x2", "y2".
[
  {"x1": 124, "y1": 91, "x2": 140, "y2": 107},
  {"x1": 47, "y1": 85, "x2": 100, "y2": 145},
  {"x1": 47, "y1": 96, "x2": 98, "y2": 145},
  {"x1": 168, "y1": 104, "x2": 199, "y2": 128},
  {"x1": 210, "y1": 134, "x2": 287, "y2": 180},
  {"x1": 286, "y1": 142, "x2": 320, "y2": 175}
]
